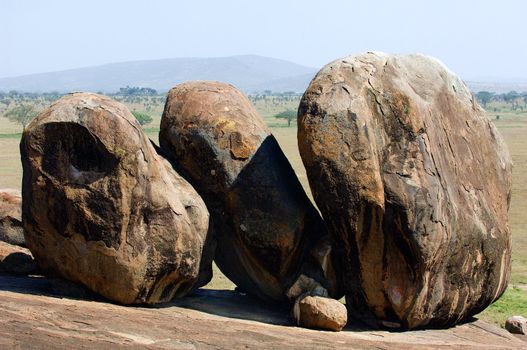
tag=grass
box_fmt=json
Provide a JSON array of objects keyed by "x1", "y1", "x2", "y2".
[
  {"x1": 0, "y1": 98, "x2": 526, "y2": 328},
  {"x1": 0, "y1": 133, "x2": 22, "y2": 139},
  {"x1": 479, "y1": 286, "x2": 527, "y2": 326}
]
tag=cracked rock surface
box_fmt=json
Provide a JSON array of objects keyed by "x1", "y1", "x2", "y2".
[
  {"x1": 20, "y1": 92, "x2": 213, "y2": 304},
  {"x1": 298, "y1": 52, "x2": 513, "y2": 328}
]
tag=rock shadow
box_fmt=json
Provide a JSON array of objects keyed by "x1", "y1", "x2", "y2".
[
  {"x1": 0, "y1": 273, "x2": 100, "y2": 301},
  {"x1": 155, "y1": 288, "x2": 293, "y2": 327}
]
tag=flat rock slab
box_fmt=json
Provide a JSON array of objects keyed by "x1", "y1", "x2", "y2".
[{"x1": 0, "y1": 275, "x2": 524, "y2": 349}]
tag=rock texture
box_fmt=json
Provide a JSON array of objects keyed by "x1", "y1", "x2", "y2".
[
  {"x1": 0, "y1": 274, "x2": 525, "y2": 349},
  {"x1": 20, "y1": 92, "x2": 213, "y2": 304},
  {"x1": 160, "y1": 81, "x2": 341, "y2": 302},
  {"x1": 0, "y1": 189, "x2": 24, "y2": 247},
  {"x1": 298, "y1": 52, "x2": 513, "y2": 328},
  {"x1": 0, "y1": 241, "x2": 39, "y2": 275},
  {"x1": 293, "y1": 295, "x2": 348, "y2": 331},
  {"x1": 506, "y1": 316, "x2": 527, "y2": 335}
]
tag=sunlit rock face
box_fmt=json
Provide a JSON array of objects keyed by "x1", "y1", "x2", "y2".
[
  {"x1": 298, "y1": 52, "x2": 513, "y2": 328},
  {"x1": 21, "y1": 92, "x2": 213, "y2": 305},
  {"x1": 160, "y1": 81, "x2": 342, "y2": 302}
]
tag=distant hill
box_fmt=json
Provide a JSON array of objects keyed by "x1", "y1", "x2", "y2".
[
  {"x1": 466, "y1": 80, "x2": 527, "y2": 94},
  {"x1": 2, "y1": 55, "x2": 525, "y2": 95},
  {"x1": 0, "y1": 55, "x2": 318, "y2": 94}
]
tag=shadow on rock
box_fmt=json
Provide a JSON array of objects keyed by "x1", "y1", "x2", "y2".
[
  {"x1": 155, "y1": 288, "x2": 293, "y2": 327},
  {"x1": 0, "y1": 274, "x2": 100, "y2": 301}
]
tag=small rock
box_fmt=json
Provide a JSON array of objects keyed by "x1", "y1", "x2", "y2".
[
  {"x1": 0, "y1": 189, "x2": 25, "y2": 247},
  {"x1": 505, "y1": 316, "x2": 527, "y2": 335},
  {"x1": 293, "y1": 295, "x2": 348, "y2": 331},
  {"x1": 0, "y1": 241, "x2": 39, "y2": 275}
]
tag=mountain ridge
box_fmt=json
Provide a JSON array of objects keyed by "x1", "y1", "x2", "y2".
[
  {"x1": 2, "y1": 55, "x2": 526, "y2": 94},
  {"x1": 0, "y1": 55, "x2": 318, "y2": 94}
]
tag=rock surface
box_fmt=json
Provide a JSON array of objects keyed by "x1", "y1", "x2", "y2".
[
  {"x1": 0, "y1": 241, "x2": 39, "y2": 275},
  {"x1": 160, "y1": 81, "x2": 341, "y2": 302},
  {"x1": 298, "y1": 52, "x2": 513, "y2": 328},
  {"x1": 0, "y1": 189, "x2": 25, "y2": 247},
  {"x1": 506, "y1": 316, "x2": 527, "y2": 335},
  {"x1": 20, "y1": 92, "x2": 213, "y2": 304},
  {"x1": 293, "y1": 295, "x2": 348, "y2": 331},
  {"x1": 0, "y1": 274, "x2": 525, "y2": 349}
]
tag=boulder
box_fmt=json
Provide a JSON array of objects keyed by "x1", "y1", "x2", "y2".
[
  {"x1": 0, "y1": 241, "x2": 39, "y2": 275},
  {"x1": 160, "y1": 81, "x2": 341, "y2": 302},
  {"x1": 293, "y1": 295, "x2": 348, "y2": 331},
  {"x1": 21, "y1": 92, "x2": 213, "y2": 304},
  {"x1": 298, "y1": 52, "x2": 513, "y2": 328},
  {"x1": 505, "y1": 316, "x2": 527, "y2": 335},
  {"x1": 0, "y1": 189, "x2": 25, "y2": 247}
]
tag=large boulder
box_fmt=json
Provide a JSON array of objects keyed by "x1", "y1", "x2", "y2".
[
  {"x1": 298, "y1": 52, "x2": 513, "y2": 328},
  {"x1": 21, "y1": 92, "x2": 213, "y2": 304},
  {"x1": 160, "y1": 81, "x2": 341, "y2": 302},
  {"x1": 0, "y1": 189, "x2": 25, "y2": 247}
]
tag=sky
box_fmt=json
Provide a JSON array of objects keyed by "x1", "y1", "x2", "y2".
[{"x1": 1, "y1": 0, "x2": 526, "y2": 81}]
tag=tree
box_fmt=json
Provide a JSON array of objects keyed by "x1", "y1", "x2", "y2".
[
  {"x1": 274, "y1": 109, "x2": 297, "y2": 127},
  {"x1": 475, "y1": 91, "x2": 494, "y2": 108},
  {"x1": 503, "y1": 91, "x2": 520, "y2": 110},
  {"x1": 118, "y1": 86, "x2": 157, "y2": 96},
  {"x1": 3, "y1": 104, "x2": 37, "y2": 129},
  {"x1": 131, "y1": 111, "x2": 153, "y2": 126}
]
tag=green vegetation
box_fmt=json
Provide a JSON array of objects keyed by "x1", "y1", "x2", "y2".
[
  {"x1": 0, "y1": 133, "x2": 22, "y2": 139},
  {"x1": 475, "y1": 90, "x2": 527, "y2": 112},
  {"x1": 273, "y1": 109, "x2": 297, "y2": 127},
  {"x1": 131, "y1": 110, "x2": 153, "y2": 126},
  {"x1": 3, "y1": 104, "x2": 38, "y2": 129},
  {"x1": 118, "y1": 86, "x2": 157, "y2": 96},
  {"x1": 478, "y1": 286, "x2": 527, "y2": 326}
]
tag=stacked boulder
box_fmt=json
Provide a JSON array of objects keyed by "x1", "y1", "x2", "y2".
[
  {"x1": 20, "y1": 93, "x2": 213, "y2": 304},
  {"x1": 297, "y1": 52, "x2": 513, "y2": 328},
  {"x1": 159, "y1": 81, "x2": 342, "y2": 306}
]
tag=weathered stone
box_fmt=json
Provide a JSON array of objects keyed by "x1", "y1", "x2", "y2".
[
  {"x1": 0, "y1": 189, "x2": 25, "y2": 247},
  {"x1": 21, "y1": 92, "x2": 213, "y2": 304},
  {"x1": 298, "y1": 52, "x2": 513, "y2": 328},
  {"x1": 160, "y1": 81, "x2": 341, "y2": 302},
  {"x1": 293, "y1": 295, "x2": 348, "y2": 331},
  {"x1": 506, "y1": 316, "x2": 527, "y2": 335},
  {"x1": 0, "y1": 241, "x2": 39, "y2": 275}
]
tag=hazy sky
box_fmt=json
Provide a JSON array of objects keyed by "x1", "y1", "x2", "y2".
[{"x1": 1, "y1": 0, "x2": 526, "y2": 80}]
